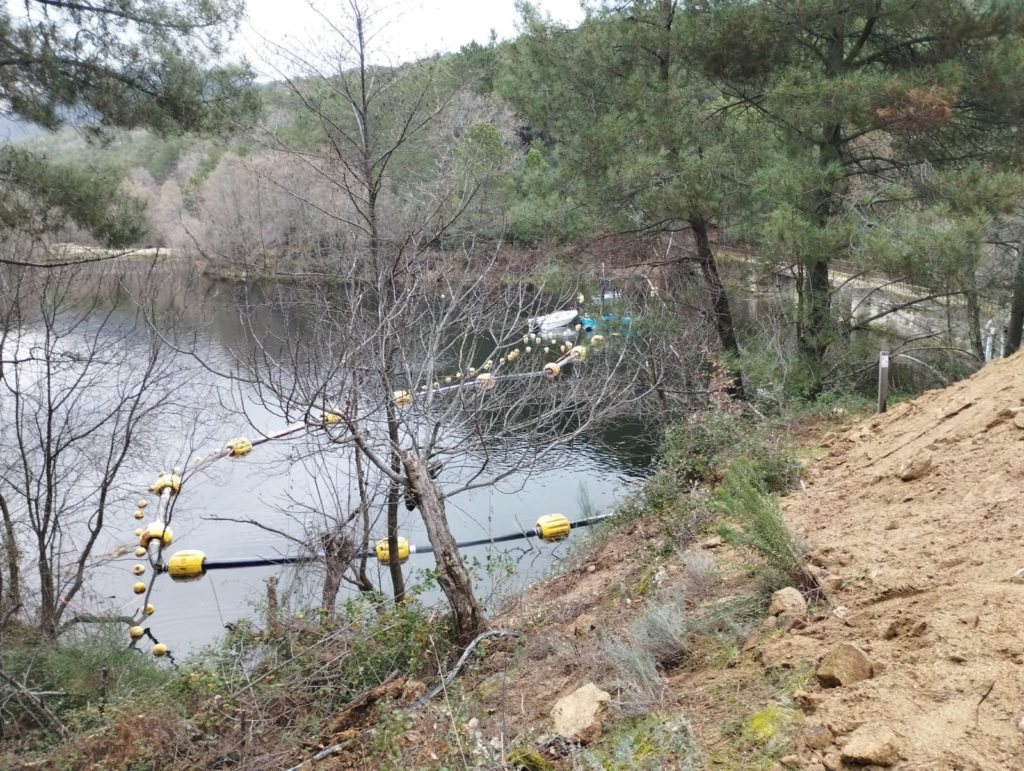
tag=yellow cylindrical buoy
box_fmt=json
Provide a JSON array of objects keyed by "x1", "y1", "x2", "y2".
[
  {"x1": 152, "y1": 643, "x2": 168, "y2": 657},
  {"x1": 148, "y1": 472, "x2": 181, "y2": 494},
  {"x1": 133, "y1": 582, "x2": 146, "y2": 595},
  {"x1": 133, "y1": 510, "x2": 144, "y2": 520},
  {"x1": 224, "y1": 437, "x2": 253, "y2": 457},
  {"x1": 134, "y1": 546, "x2": 147, "y2": 558},
  {"x1": 571, "y1": 345, "x2": 588, "y2": 361},
  {"x1": 476, "y1": 373, "x2": 496, "y2": 390},
  {"x1": 139, "y1": 522, "x2": 173, "y2": 548},
  {"x1": 134, "y1": 528, "x2": 144, "y2": 537},
  {"x1": 137, "y1": 499, "x2": 147, "y2": 508},
  {"x1": 132, "y1": 564, "x2": 146, "y2": 576},
  {"x1": 167, "y1": 550, "x2": 207, "y2": 582},
  {"x1": 393, "y1": 390, "x2": 412, "y2": 407},
  {"x1": 145, "y1": 604, "x2": 155, "y2": 615},
  {"x1": 525, "y1": 346, "x2": 532, "y2": 353},
  {"x1": 129, "y1": 625, "x2": 144, "y2": 639},
  {"x1": 375, "y1": 537, "x2": 410, "y2": 565},
  {"x1": 543, "y1": 362, "x2": 561, "y2": 379},
  {"x1": 591, "y1": 334, "x2": 605, "y2": 345},
  {"x1": 536, "y1": 513, "x2": 571, "y2": 541}
]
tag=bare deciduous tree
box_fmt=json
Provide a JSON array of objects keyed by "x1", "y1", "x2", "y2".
[
  {"x1": 182, "y1": 0, "x2": 660, "y2": 642},
  {"x1": 0, "y1": 261, "x2": 190, "y2": 636}
]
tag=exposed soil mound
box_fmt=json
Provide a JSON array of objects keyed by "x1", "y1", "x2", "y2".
[{"x1": 778, "y1": 350, "x2": 1024, "y2": 769}]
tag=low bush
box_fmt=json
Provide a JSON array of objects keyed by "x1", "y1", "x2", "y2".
[
  {"x1": 0, "y1": 624, "x2": 166, "y2": 740},
  {"x1": 713, "y1": 460, "x2": 815, "y2": 594},
  {"x1": 576, "y1": 713, "x2": 702, "y2": 770}
]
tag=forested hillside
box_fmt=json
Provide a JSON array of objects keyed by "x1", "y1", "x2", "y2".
[{"x1": 18, "y1": 0, "x2": 1024, "y2": 394}]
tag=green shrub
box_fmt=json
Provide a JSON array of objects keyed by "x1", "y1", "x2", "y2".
[
  {"x1": 1, "y1": 625, "x2": 166, "y2": 732},
  {"x1": 577, "y1": 713, "x2": 702, "y2": 770},
  {"x1": 653, "y1": 411, "x2": 799, "y2": 497},
  {"x1": 181, "y1": 594, "x2": 446, "y2": 716},
  {"x1": 713, "y1": 460, "x2": 814, "y2": 593}
]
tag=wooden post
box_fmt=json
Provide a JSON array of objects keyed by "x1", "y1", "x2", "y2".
[{"x1": 877, "y1": 350, "x2": 890, "y2": 413}]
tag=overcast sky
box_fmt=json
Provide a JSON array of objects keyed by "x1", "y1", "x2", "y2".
[{"x1": 239, "y1": 0, "x2": 586, "y2": 72}]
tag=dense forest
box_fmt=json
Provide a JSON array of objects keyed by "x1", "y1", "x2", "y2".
[{"x1": 4, "y1": 1, "x2": 1024, "y2": 768}]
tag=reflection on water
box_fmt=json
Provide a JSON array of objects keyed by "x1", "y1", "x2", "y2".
[{"x1": 47, "y1": 266, "x2": 657, "y2": 653}]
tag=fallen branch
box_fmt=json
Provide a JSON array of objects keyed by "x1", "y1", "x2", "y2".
[
  {"x1": 283, "y1": 739, "x2": 353, "y2": 771},
  {"x1": 57, "y1": 613, "x2": 133, "y2": 634},
  {"x1": 0, "y1": 670, "x2": 67, "y2": 738},
  {"x1": 415, "y1": 628, "x2": 522, "y2": 708},
  {"x1": 282, "y1": 630, "x2": 521, "y2": 770},
  {"x1": 976, "y1": 680, "x2": 995, "y2": 725}
]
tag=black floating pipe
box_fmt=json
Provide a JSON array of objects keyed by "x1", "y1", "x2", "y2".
[
  {"x1": 160, "y1": 514, "x2": 615, "y2": 574},
  {"x1": 203, "y1": 555, "x2": 317, "y2": 571}
]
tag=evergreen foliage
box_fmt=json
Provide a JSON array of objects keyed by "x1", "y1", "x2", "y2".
[
  {"x1": 0, "y1": 0, "x2": 256, "y2": 248},
  {"x1": 679, "y1": 0, "x2": 1024, "y2": 376}
]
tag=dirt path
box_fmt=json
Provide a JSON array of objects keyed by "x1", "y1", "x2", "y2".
[{"x1": 776, "y1": 351, "x2": 1024, "y2": 769}]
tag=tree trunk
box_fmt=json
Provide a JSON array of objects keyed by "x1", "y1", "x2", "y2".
[
  {"x1": 320, "y1": 531, "x2": 357, "y2": 611},
  {"x1": 38, "y1": 551, "x2": 58, "y2": 638},
  {"x1": 401, "y1": 451, "x2": 484, "y2": 641},
  {"x1": 0, "y1": 493, "x2": 20, "y2": 613},
  {"x1": 800, "y1": 258, "x2": 833, "y2": 368},
  {"x1": 350, "y1": 443, "x2": 376, "y2": 595},
  {"x1": 799, "y1": 22, "x2": 846, "y2": 378},
  {"x1": 1006, "y1": 245, "x2": 1024, "y2": 355},
  {"x1": 964, "y1": 270, "x2": 984, "y2": 361},
  {"x1": 692, "y1": 219, "x2": 745, "y2": 399},
  {"x1": 265, "y1": 576, "x2": 281, "y2": 638},
  {"x1": 385, "y1": 401, "x2": 407, "y2": 603}
]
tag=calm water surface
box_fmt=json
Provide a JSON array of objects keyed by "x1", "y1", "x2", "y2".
[{"x1": 76, "y1": 273, "x2": 656, "y2": 654}]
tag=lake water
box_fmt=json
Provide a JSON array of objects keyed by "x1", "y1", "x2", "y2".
[{"x1": 60, "y1": 270, "x2": 657, "y2": 655}]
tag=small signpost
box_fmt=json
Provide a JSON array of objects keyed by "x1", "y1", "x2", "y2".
[{"x1": 877, "y1": 350, "x2": 890, "y2": 413}]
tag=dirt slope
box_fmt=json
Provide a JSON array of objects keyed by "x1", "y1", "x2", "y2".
[
  {"x1": 297, "y1": 354, "x2": 1024, "y2": 771},
  {"x1": 776, "y1": 351, "x2": 1024, "y2": 769}
]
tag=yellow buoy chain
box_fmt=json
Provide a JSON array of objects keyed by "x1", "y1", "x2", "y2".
[
  {"x1": 124, "y1": 315, "x2": 614, "y2": 654},
  {"x1": 391, "y1": 331, "x2": 604, "y2": 407},
  {"x1": 125, "y1": 408, "x2": 348, "y2": 658},
  {"x1": 151, "y1": 512, "x2": 610, "y2": 582}
]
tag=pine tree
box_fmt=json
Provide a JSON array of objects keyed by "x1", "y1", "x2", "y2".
[
  {"x1": 682, "y1": 0, "x2": 1024, "y2": 382},
  {"x1": 500, "y1": 1, "x2": 773, "y2": 397},
  {"x1": 0, "y1": 0, "x2": 256, "y2": 251}
]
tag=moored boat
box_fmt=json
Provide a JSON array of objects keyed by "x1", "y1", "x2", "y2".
[{"x1": 529, "y1": 309, "x2": 579, "y2": 332}]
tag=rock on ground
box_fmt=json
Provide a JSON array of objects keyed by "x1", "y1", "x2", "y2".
[
  {"x1": 841, "y1": 723, "x2": 901, "y2": 766},
  {"x1": 800, "y1": 721, "x2": 834, "y2": 750},
  {"x1": 896, "y1": 453, "x2": 932, "y2": 481},
  {"x1": 768, "y1": 586, "x2": 807, "y2": 618},
  {"x1": 816, "y1": 642, "x2": 873, "y2": 687},
  {"x1": 550, "y1": 682, "x2": 611, "y2": 744}
]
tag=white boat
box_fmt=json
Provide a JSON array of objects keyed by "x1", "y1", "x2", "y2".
[{"x1": 528, "y1": 309, "x2": 579, "y2": 332}]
